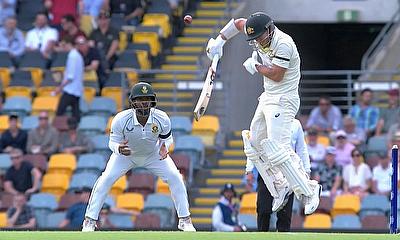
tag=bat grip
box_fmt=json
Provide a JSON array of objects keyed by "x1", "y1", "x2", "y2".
[{"x1": 211, "y1": 54, "x2": 219, "y2": 71}]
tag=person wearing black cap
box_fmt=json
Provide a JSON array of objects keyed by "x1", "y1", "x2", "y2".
[
  {"x1": 0, "y1": 114, "x2": 27, "y2": 153},
  {"x1": 212, "y1": 183, "x2": 245, "y2": 232}
]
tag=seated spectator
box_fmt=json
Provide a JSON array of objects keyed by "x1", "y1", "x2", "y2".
[
  {"x1": 4, "y1": 149, "x2": 41, "y2": 195},
  {"x1": 342, "y1": 115, "x2": 366, "y2": 147},
  {"x1": 59, "y1": 117, "x2": 92, "y2": 155},
  {"x1": 97, "y1": 203, "x2": 139, "y2": 229},
  {"x1": 376, "y1": 89, "x2": 400, "y2": 136},
  {"x1": 343, "y1": 148, "x2": 372, "y2": 198},
  {"x1": 334, "y1": 130, "x2": 355, "y2": 167},
  {"x1": 371, "y1": 151, "x2": 391, "y2": 196},
  {"x1": 25, "y1": 12, "x2": 58, "y2": 59},
  {"x1": 89, "y1": 10, "x2": 119, "y2": 69},
  {"x1": 81, "y1": 0, "x2": 106, "y2": 19},
  {"x1": 313, "y1": 146, "x2": 342, "y2": 197},
  {"x1": 55, "y1": 14, "x2": 86, "y2": 52},
  {"x1": 0, "y1": 114, "x2": 27, "y2": 153},
  {"x1": 26, "y1": 111, "x2": 59, "y2": 156},
  {"x1": 0, "y1": 0, "x2": 16, "y2": 26},
  {"x1": 349, "y1": 88, "x2": 379, "y2": 137},
  {"x1": 106, "y1": 0, "x2": 144, "y2": 26},
  {"x1": 0, "y1": 16, "x2": 25, "y2": 66},
  {"x1": 212, "y1": 183, "x2": 244, "y2": 232},
  {"x1": 44, "y1": 0, "x2": 80, "y2": 29},
  {"x1": 76, "y1": 36, "x2": 107, "y2": 89},
  {"x1": 6, "y1": 193, "x2": 36, "y2": 229},
  {"x1": 306, "y1": 95, "x2": 342, "y2": 133},
  {"x1": 306, "y1": 127, "x2": 326, "y2": 169},
  {"x1": 59, "y1": 187, "x2": 91, "y2": 230}
]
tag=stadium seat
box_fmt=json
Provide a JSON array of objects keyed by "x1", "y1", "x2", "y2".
[
  {"x1": 361, "y1": 215, "x2": 388, "y2": 230},
  {"x1": 170, "y1": 116, "x2": 192, "y2": 138},
  {"x1": 303, "y1": 213, "x2": 331, "y2": 229},
  {"x1": 80, "y1": 98, "x2": 90, "y2": 115},
  {"x1": 170, "y1": 153, "x2": 192, "y2": 184},
  {"x1": 104, "y1": 72, "x2": 125, "y2": 87},
  {"x1": 52, "y1": 116, "x2": 69, "y2": 132},
  {"x1": 45, "y1": 211, "x2": 66, "y2": 228},
  {"x1": 80, "y1": 14, "x2": 93, "y2": 36},
  {"x1": 9, "y1": 70, "x2": 34, "y2": 87},
  {"x1": 5, "y1": 86, "x2": 32, "y2": 100},
  {"x1": 90, "y1": 135, "x2": 112, "y2": 159},
  {"x1": 317, "y1": 135, "x2": 330, "y2": 147},
  {"x1": 291, "y1": 214, "x2": 304, "y2": 229},
  {"x1": 110, "y1": 175, "x2": 127, "y2": 197},
  {"x1": 134, "y1": 50, "x2": 151, "y2": 70},
  {"x1": 57, "y1": 193, "x2": 80, "y2": 211},
  {"x1": 146, "y1": 0, "x2": 171, "y2": 15},
  {"x1": 133, "y1": 31, "x2": 161, "y2": 57},
  {"x1": 19, "y1": 51, "x2": 47, "y2": 87},
  {"x1": 142, "y1": 14, "x2": 171, "y2": 38},
  {"x1": 0, "y1": 115, "x2": 9, "y2": 133},
  {"x1": 36, "y1": 86, "x2": 58, "y2": 98},
  {"x1": 173, "y1": 135, "x2": 205, "y2": 170},
  {"x1": 48, "y1": 153, "x2": 77, "y2": 176},
  {"x1": 116, "y1": 193, "x2": 144, "y2": 212},
  {"x1": 0, "y1": 193, "x2": 14, "y2": 211},
  {"x1": 0, "y1": 51, "x2": 13, "y2": 86},
  {"x1": 113, "y1": 51, "x2": 140, "y2": 85},
  {"x1": 41, "y1": 173, "x2": 70, "y2": 198},
  {"x1": 135, "y1": 212, "x2": 161, "y2": 229},
  {"x1": 0, "y1": 153, "x2": 11, "y2": 172},
  {"x1": 238, "y1": 214, "x2": 257, "y2": 229},
  {"x1": 78, "y1": 116, "x2": 107, "y2": 137},
  {"x1": 332, "y1": 214, "x2": 361, "y2": 229},
  {"x1": 156, "y1": 178, "x2": 170, "y2": 195},
  {"x1": 41, "y1": 71, "x2": 60, "y2": 87},
  {"x1": 68, "y1": 172, "x2": 99, "y2": 192},
  {"x1": 84, "y1": 70, "x2": 98, "y2": 82},
  {"x1": 28, "y1": 193, "x2": 58, "y2": 228},
  {"x1": 240, "y1": 193, "x2": 257, "y2": 214},
  {"x1": 50, "y1": 52, "x2": 68, "y2": 71},
  {"x1": 127, "y1": 173, "x2": 155, "y2": 198},
  {"x1": 108, "y1": 213, "x2": 134, "y2": 228},
  {"x1": 359, "y1": 194, "x2": 390, "y2": 217},
  {"x1": 21, "y1": 115, "x2": 39, "y2": 131},
  {"x1": 2, "y1": 96, "x2": 32, "y2": 118},
  {"x1": 23, "y1": 154, "x2": 48, "y2": 173},
  {"x1": 84, "y1": 87, "x2": 96, "y2": 103},
  {"x1": 316, "y1": 196, "x2": 332, "y2": 214},
  {"x1": 101, "y1": 87, "x2": 124, "y2": 111},
  {"x1": 331, "y1": 194, "x2": 361, "y2": 217},
  {"x1": 0, "y1": 212, "x2": 7, "y2": 228},
  {"x1": 31, "y1": 96, "x2": 59, "y2": 116},
  {"x1": 76, "y1": 154, "x2": 106, "y2": 175},
  {"x1": 143, "y1": 194, "x2": 176, "y2": 228},
  {"x1": 88, "y1": 97, "x2": 117, "y2": 118},
  {"x1": 365, "y1": 136, "x2": 387, "y2": 158},
  {"x1": 191, "y1": 115, "x2": 220, "y2": 147}
]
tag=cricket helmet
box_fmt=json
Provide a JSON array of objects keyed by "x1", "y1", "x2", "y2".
[
  {"x1": 129, "y1": 82, "x2": 157, "y2": 117},
  {"x1": 245, "y1": 12, "x2": 274, "y2": 41}
]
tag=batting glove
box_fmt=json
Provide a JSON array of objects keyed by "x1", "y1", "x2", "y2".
[
  {"x1": 244, "y1": 145, "x2": 259, "y2": 162},
  {"x1": 243, "y1": 51, "x2": 260, "y2": 75},
  {"x1": 206, "y1": 35, "x2": 225, "y2": 61}
]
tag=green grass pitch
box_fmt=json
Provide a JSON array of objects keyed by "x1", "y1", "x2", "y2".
[{"x1": 0, "y1": 231, "x2": 397, "y2": 240}]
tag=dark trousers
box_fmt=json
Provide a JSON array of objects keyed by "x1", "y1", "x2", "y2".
[
  {"x1": 56, "y1": 92, "x2": 80, "y2": 121},
  {"x1": 256, "y1": 174, "x2": 294, "y2": 232}
]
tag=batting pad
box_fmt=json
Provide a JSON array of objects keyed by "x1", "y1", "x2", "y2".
[{"x1": 261, "y1": 138, "x2": 313, "y2": 197}]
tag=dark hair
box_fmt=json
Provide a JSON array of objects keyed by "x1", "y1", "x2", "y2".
[
  {"x1": 67, "y1": 117, "x2": 78, "y2": 129},
  {"x1": 319, "y1": 95, "x2": 331, "y2": 102},
  {"x1": 62, "y1": 14, "x2": 76, "y2": 23},
  {"x1": 36, "y1": 11, "x2": 49, "y2": 19},
  {"x1": 9, "y1": 114, "x2": 18, "y2": 120},
  {"x1": 351, "y1": 148, "x2": 362, "y2": 157},
  {"x1": 361, "y1": 88, "x2": 373, "y2": 95}
]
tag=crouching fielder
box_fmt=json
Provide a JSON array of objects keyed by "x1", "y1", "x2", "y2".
[
  {"x1": 82, "y1": 82, "x2": 196, "y2": 232},
  {"x1": 207, "y1": 12, "x2": 321, "y2": 214}
]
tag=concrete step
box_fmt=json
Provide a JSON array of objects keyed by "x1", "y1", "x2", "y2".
[
  {"x1": 190, "y1": 207, "x2": 213, "y2": 215},
  {"x1": 206, "y1": 178, "x2": 242, "y2": 186},
  {"x1": 196, "y1": 10, "x2": 225, "y2": 18},
  {"x1": 218, "y1": 159, "x2": 246, "y2": 167},
  {"x1": 192, "y1": 217, "x2": 212, "y2": 224},
  {"x1": 172, "y1": 46, "x2": 203, "y2": 54},
  {"x1": 210, "y1": 169, "x2": 244, "y2": 176},
  {"x1": 183, "y1": 28, "x2": 214, "y2": 35},
  {"x1": 228, "y1": 139, "x2": 243, "y2": 148},
  {"x1": 165, "y1": 55, "x2": 199, "y2": 64},
  {"x1": 155, "y1": 73, "x2": 198, "y2": 81},
  {"x1": 161, "y1": 64, "x2": 199, "y2": 71},
  {"x1": 177, "y1": 37, "x2": 208, "y2": 44},
  {"x1": 222, "y1": 149, "x2": 245, "y2": 157}
]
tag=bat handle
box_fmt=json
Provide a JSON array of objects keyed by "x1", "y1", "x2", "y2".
[{"x1": 211, "y1": 54, "x2": 219, "y2": 71}]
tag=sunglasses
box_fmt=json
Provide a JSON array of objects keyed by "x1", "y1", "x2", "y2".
[
  {"x1": 11, "y1": 155, "x2": 22, "y2": 160},
  {"x1": 352, "y1": 154, "x2": 361, "y2": 157},
  {"x1": 337, "y1": 136, "x2": 346, "y2": 139}
]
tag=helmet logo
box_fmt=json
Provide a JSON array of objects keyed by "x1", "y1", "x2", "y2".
[
  {"x1": 141, "y1": 86, "x2": 148, "y2": 94},
  {"x1": 246, "y1": 26, "x2": 254, "y2": 35}
]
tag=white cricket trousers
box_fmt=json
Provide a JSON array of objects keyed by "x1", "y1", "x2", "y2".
[{"x1": 85, "y1": 153, "x2": 191, "y2": 220}]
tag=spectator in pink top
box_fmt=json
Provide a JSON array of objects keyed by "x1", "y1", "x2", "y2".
[{"x1": 334, "y1": 130, "x2": 355, "y2": 167}]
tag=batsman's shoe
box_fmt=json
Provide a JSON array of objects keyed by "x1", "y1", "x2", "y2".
[
  {"x1": 178, "y1": 217, "x2": 196, "y2": 232},
  {"x1": 82, "y1": 218, "x2": 97, "y2": 232},
  {"x1": 304, "y1": 183, "x2": 322, "y2": 215},
  {"x1": 272, "y1": 184, "x2": 292, "y2": 212}
]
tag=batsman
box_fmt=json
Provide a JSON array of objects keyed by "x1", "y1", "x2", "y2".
[{"x1": 206, "y1": 12, "x2": 321, "y2": 214}]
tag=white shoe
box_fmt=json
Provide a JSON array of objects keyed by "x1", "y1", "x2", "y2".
[
  {"x1": 82, "y1": 218, "x2": 97, "y2": 232},
  {"x1": 272, "y1": 185, "x2": 292, "y2": 212},
  {"x1": 178, "y1": 217, "x2": 196, "y2": 232},
  {"x1": 304, "y1": 184, "x2": 322, "y2": 215}
]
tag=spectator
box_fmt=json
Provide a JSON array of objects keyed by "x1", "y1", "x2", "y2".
[
  {"x1": 306, "y1": 95, "x2": 342, "y2": 133},
  {"x1": 343, "y1": 148, "x2": 372, "y2": 198},
  {"x1": 212, "y1": 183, "x2": 244, "y2": 232},
  {"x1": 376, "y1": 89, "x2": 400, "y2": 136},
  {"x1": 306, "y1": 127, "x2": 326, "y2": 169},
  {"x1": 371, "y1": 152, "x2": 391, "y2": 196},
  {"x1": 334, "y1": 130, "x2": 355, "y2": 167},
  {"x1": 54, "y1": 37, "x2": 84, "y2": 121},
  {"x1": 0, "y1": 114, "x2": 28, "y2": 153},
  {"x1": 76, "y1": 36, "x2": 107, "y2": 89},
  {"x1": 26, "y1": 111, "x2": 59, "y2": 156},
  {"x1": 4, "y1": 149, "x2": 41, "y2": 195},
  {"x1": 0, "y1": 16, "x2": 25, "y2": 65},
  {"x1": 81, "y1": 0, "x2": 105, "y2": 19},
  {"x1": 25, "y1": 12, "x2": 58, "y2": 59},
  {"x1": 0, "y1": 0, "x2": 16, "y2": 26},
  {"x1": 6, "y1": 193, "x2": 36, "y2": 229},
  {"x1": 106, "y1": 0, "x2": 144, "y2": 26},
  {"x1": 97, "y1": 204, "x2": 115, "y2": 229},
  {"x1": 342, "y1": 115, "x2": 366, "y2": 147},
  {"x1": 56, "y1": 14, "x2": 86, "y2": 52},
  {"x1": 59, "y1": 187, "x2": 91, "y2": 230},
  {"x1": 59, "y1": 117, "x2": 92, "y2": 154},
  {"x1": 313, "y1": 146, "x2": 342, "y2": 197},
  {"x1": 89, "y1": 10, "x2": 119, "y2": 69},
  {"x1": 44, "y1": 0, "x2": 80, "y2": 29},
  {"x1": 349, "y1": 88, "x2": 379, "y2": 137}
]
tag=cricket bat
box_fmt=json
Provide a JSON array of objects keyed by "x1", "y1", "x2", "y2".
[{"x1": 193, "y1": 54, "x2": 219, "y2": 121}]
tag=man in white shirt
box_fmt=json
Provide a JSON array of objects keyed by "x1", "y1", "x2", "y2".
[
  {"x1": 54, "y1": 37, "x2": 84, "y2": 121},
  {"x1": 206, "y1": 12, "x2": 320, "y2": 215},
  {"x1": 372, "y1": 153, "x2": 391, "y2": 196},
  {"x1": 306, "y1": 127, "x2": 327, "y2": 169},
  {"x1": 82, "y1": 82, "x2": 196, "y2": 232},
  {"x1": 25, "y1": 12, "x2": 58, "y2": 58}
]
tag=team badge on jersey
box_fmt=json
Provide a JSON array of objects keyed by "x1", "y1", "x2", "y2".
[
  {"x1": 151, "y1": 124, "x2": 159, "y2": 134},
  {"x1": 141, "y1": 86, "x2": 148, "y2": 94}
]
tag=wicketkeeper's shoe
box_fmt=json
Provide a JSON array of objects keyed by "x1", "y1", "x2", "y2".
[
  {"x1": 82, "y1": 217, "x2": 97, "y2": 232},
  {"x1": 304, "y1": 182, "x2": 322, "y2": 215},
  {"x1": 178, "y1": 216, "x2": 196, "y2": 232},
  {"x1": 272, "y1": 184, "x2": 292, "y2": 212}
]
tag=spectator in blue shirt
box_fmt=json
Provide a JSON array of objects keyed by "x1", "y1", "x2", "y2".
[
  {"x1": 0, "y1": 16, "x2": 25, "y2": 66},
  {"x1": 59, "y1": 187, "x2": 91, "y2": 229},
  {"x1": 349, "y1": 88, "x2": 379, "y2": 137},
  {"x1": 0, "y1": 0, "x2": 16, "y2": 26},
  {"x1": 306, "y1": 95, "x2": 342, "y2": 133}
]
